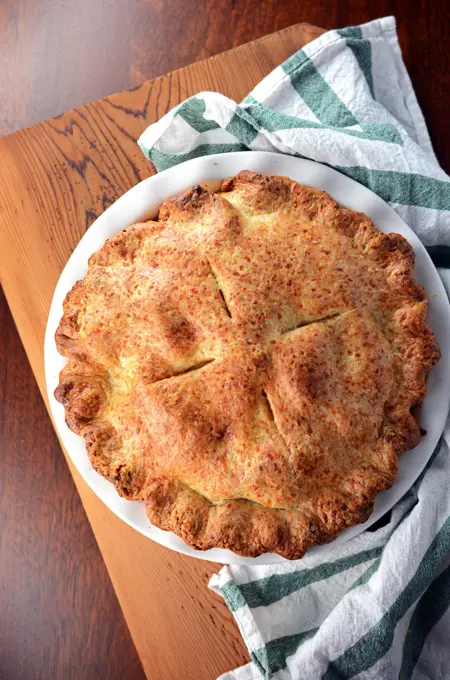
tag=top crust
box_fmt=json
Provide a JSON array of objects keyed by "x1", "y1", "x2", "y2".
[{"x1": 55, "y1": 171, "x2": 440, "y2": 558}]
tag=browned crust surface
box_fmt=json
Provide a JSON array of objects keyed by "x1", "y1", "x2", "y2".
[{"x1": 55, "y1": 171, "x2": 440, "y2": 559}]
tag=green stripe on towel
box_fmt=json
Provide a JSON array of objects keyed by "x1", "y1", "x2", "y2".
[
  {"x1": 252, "y1": 628, "x2": 319, "y2": 678},
  {"x1": 335, "y1": 167, "x2": 450, "y2": 210},
  {"x1": 337, "y1": 28, "x2": 375, "y2": 97},
  {"x1": 247, "y1": 104, "x2": 403, "y2": 144},
  {"x1": 282, "y1": 53, "x2": 359, "y2": 127},
  {"x1": 399, "y1": 563, "x2": 450, "y2": 680},
  {"x1": 176, "y1": 97, "x2": 220, "y2": 132},
  {"x1": 226, "y1": 106, "x2": 260, "y2": 145},
  {"x1": 147, "y1": 143, "x2": 249, "y2": 171},
  {"x1": 347, "y1": 557, "x2": 381, "y2": 592},
  {"x1": 322, "y1": 517, "x2": 450, "y2": 680},
  {"x1": 232, "y1": 548, "x2": 383, "y2": 610}
]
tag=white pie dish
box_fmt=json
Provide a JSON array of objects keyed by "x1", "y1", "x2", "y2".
[{"x1": 44, "y1": 151, "x2": 450, "y2": 565}]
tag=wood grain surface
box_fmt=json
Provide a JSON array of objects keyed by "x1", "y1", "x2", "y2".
[
  {"x1": 0, "y1": 295, "x2": 145, "y2": 680},
  {"x1": 1, "y1": 2, "x2": 449, "y2": 679}
]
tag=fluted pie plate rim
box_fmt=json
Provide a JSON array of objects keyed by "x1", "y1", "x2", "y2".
[{"x1": 45, "y1": 151, "x2": 450, "y2": 565}]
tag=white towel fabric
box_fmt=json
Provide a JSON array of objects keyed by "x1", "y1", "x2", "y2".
[{"x1": 138, "y1": 16, "x2": 450, "y2": 679}]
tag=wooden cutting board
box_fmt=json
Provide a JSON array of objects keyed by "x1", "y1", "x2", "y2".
[{"x1": 0, "y1": 23, "x2": 324, "y2": 679}]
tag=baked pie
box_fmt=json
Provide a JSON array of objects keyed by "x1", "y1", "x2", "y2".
[{"x1": 55, "y1": 171, "x2": 440, "y2": 558}]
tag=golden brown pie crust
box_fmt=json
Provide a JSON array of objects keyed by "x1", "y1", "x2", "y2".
[{"x1": 55, "y1": 171, "x2": 440, "y2": 559}]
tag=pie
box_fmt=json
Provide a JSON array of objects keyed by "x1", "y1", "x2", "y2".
[{"x1": 55, "y1": 171, "x2": 440, "y2": 559}]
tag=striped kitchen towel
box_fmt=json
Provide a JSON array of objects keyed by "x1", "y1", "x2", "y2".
[{"x1": 138, "y1": 16, "x2": 450, "y2": 680}]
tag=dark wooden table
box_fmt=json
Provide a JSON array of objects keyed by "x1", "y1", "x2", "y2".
[{"x1": 1, "y1": 1, "x2": 449, "y2": 678}]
